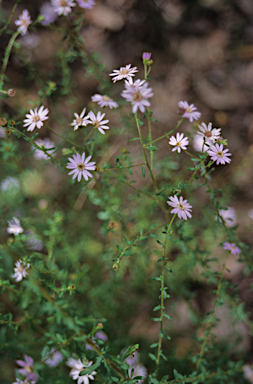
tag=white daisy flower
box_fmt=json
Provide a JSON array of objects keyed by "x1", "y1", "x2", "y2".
[
  {"x1": 51, "y1": 0, "x2": 76, "y2": 15},
  {"x1": 12, "y1": 260, "x2": 30, "y2": 282},
  {"x1": 71, "y1": 108, "x2": 90, "y2": 131},
  {"x1": 15, "y1": 9, "x2": 32, "y2": 36},
  {"x1": 193, "y1": 134, "x2": 208, "y2": 152},
  {"x1": 66, "y1": 356, "x2": 80, "y2": 369},
  {"x1": 169, "y1": 132, "x2": 189, "y2": 153},
  {"x1": 76, "y1": 0, "x2": 95, "y2": 8},
  {"x1": 69, "y1": 359, "x2": 97, "y2": 384},
  {"x1": 87, "y1": 111, "x2": 109, "y2": 134},
  {"x1": 207, "y1": 143, "x2": 231, "y2": 165},
  {"x1": 128, "y1": 364, "x2": 148, "y2": 384},
  {"x1": 91, "y1": 94, "x2": 118, "y2": 109},
  {"x1": 23, "y1": 106, "x2": 49, "y2": 132},
  {"x1": 218, "y1": 207, "x2": 236, "y2": 227},
  {"x1": 178, "y1": 101, "x2": 201, "y2": 122},
  {"x1": 7, "y1": 217, "x2": 23, "y2": 236},
  {"x1": 66, "y1": 152, "x2": 96, "y2": 182},
  {"x1": 109, "y1": 64, "x2": 138, "y2": 83},
  {"x1": 197, "y1": 122, "x2": 221, "y2": 143}
]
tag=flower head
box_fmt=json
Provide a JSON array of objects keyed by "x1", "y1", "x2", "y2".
[
  {"x1": 7, "y1": 217, "x2": 23, "y2": 236},
  {"x1": 167, "y1": 195, "x2": 192, "y2": 220},
  {"x1": 87, "y1": 111, "x2": 109, "y2": 134},
  {"x1": 218, "y1": 207, "x2": 236, "y2": 227},
  {"x1": 44, "y1": 348, "x2": 63, "y2": 367},
  {"x1": 142, "y1": 52, "x2": 151, "y2": 60},
  {"x1": 1, "y1": 176, "x2": 20, "y2": 195},
  {"x1": 169, "y1": 132, "x2": 189, "y2": 153},
  {"x1": 66, "y1": 356, "x2": 80, "y2": 369},
  {"x1": 121, "y1": 79, "x2": 153, "y2": 113},
  {"x1": 124, "y1": 351, "x2": 139, "y2": 367},
  {"x1": 69, "y1": 359, "x2": 97, "y2": 384},
  {"x1": 223, "y1": 242, "x2": 241, "y2": 255},
  {"x1": 25, "y1": 231, "x2": 43, "y2": 251},
  {"x1": 208, "y1": 143, "x2": 231, "y2": 165},
  {"x1": 91, "y1": 94, "x2": 118, "y2": 109},
  {"x1": 23, "y1": 106, "x2": 49, "y2": 132},
  {"x1": 12, "y1": 260, "x2": 30, "y2": 282},
  {"x1": 13, "y1": 379, "x2": 36, "y2": 384},
  {"x1": 197, "y1": 122, "x2": 221, "y2": 143},
  {"x1": 15, "y1": 9, "x2": 32, "y2": 36},
  {"x1": 51, "y1": 0, "x2": 76, "y2": 16},
  {"x1": 178, "y1": 101, "x2": 201, "y2": 122},
  {"x1": 76, "y1": 0, "x2": 95, "y2": 8},
  {"x1": 128, "y1": 364, "x2": 148, "y2": 384},
  {"x1": 33, "y1": 138, "x2": 55, "y2": 160},
  {"x1": 71, "y1": 108, "x2": 90, "y2": 131},
  {"x1": 66, "y1": 153, "x2": 96, "y2": 182},
  {"x1": 109, "y1": 64, "x2": 138, "y2": 83},
  {"x1": 16, "y1": 355, "x2": 39, "y2": 382},
  {"x1": 40, "y1": 2, "x2": 58, "y2": 25}
]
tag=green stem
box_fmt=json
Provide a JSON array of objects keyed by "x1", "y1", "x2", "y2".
[
  {"x1": 0, "y1": 30, "x2": 20, "y2": 82},
  {"x1": 144, "y1": 118, "x2": 184, "y2": 148},
  {"x1": 156, "y1": 215, "x2": 176, "y2": 374},
  {"x1": 134, "y1": 113, "x2": 169, "y2": 220},
  {"x1": 45, "y1": 124, "x2": 85, "y2": 150},
  {"x1": 196, "y1": 251, "x2": 230, "y2": 370},
  {"x1": 0, "y1": 0, "x2": 21, "y2": 38}
]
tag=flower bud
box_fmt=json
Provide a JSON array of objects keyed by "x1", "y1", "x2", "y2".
[
  {"x1": 0, "y1": 117, "x2": 7, "y2": 126},
  {"x1": 8, "y1": 89, "x2": 16, "y2": 97},
  {"x1": 113, "y1": 263, "x2": 119, "y2": 271}
]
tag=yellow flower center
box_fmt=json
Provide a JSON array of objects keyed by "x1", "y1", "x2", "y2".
[
  {"x1": 93, "y1": 120, "x2": 100, "y2": 129},
  {"x1": 102, "y1": 96, "x2": 110, "y2": 102},
  {"x1": 217, "y1": 151, "x2": 223, "y2": 157},
  {"x1": 204, "y1": 131, "x2": 212, "y2": 137},
  {"x1": 32, "y1": 115, "x2": 40, "y2": 123},
  {"x1": 186, "y1": 107, "x2": 193, "y2": 113},
  {"x1": 119, "y1": 68, "x2": 129, "y2": 75},
  {"x1": 77, "y1": 163, "x2": 85, "y2": 171},
  {"x1": 76, "y1": 117, "x2": 83, "y2": 125},
  {"x1": 177, "y1": 203, "x2": 185, "y2": 210},
  {"x1": 60, "y1": 0, "x2": 68, "y2": 6},
  {"x1": 133, "y1": 91, "x2": 143, "y2": 102}
]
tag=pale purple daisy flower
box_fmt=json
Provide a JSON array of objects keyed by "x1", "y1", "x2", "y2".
[
  {"x1": 142, "y1": 52, "x2": 151, "y2": 60},
  {"x1": 121, "y1": 79, "x2": 153, "y2": 113},
  {"x1": 87, "y1": 111, "x2": 109, "y2": 134},
  {"x1": 16, "y1": 355, "x2": 39, "y2": 382},
  {"x1": 15, "y1": 9, "x2": 32, "y2": 36},
  {"x1": 169, "y1": 132, "x2": 189, "y2": 153},
  {"x1": 51, "y1": 0, "x2": 76, "y2": 16},
  {"x1": 71, "y1": 108, "x2": 90, "y2": 131},
  {"x1": 208, "y1": 143, "x2": 231, "y2": 165},
  {"x1": 7, "y1": 217, "x2": 23, "y2": 236},
  {"x1": 40, "y1": 2, "x2": 58, "y2": 25},
  {"x1": 44, "y1": 348, "x2": 63, "y2": 367},
  {"x1": 66, "y1": 153, "x2": 96, "y2": 182},
  {"x1": 178, "y1": 101, "x2": 201, "y2": 122},
  {"x1": 124, "y1": 351, "x2": 140, "y2": 367},
  {"x1": 197, "y1": 122, "x2": 221, "y2": 143},
  {"x1": 243, "y1": 365, "x2": 253, "y2": 383},
  {"x1": 223, "y1": 242, "x2": 241, "y2": 255},
  {"x1": 91, "y1": 94, "x2": 118, "y2": 109},
  {"x1": 109, "y1": 64, "x2": 138, "y2": 83},
  {"x1": 193, "y1": 135, "x2": 208, "y2": 152},
  {"x1": 76, "y1": 0, "x2": 95, "y2": 9},
  {"x1": 86, "y1": 331, "x2": 108, "y2": 350},
  {"x1": 128, "y1": 364, "x2": 148, "y2": 384},
  {"x1": 69, "y1": 359, "x2": 97, "y2": 384},
  {"x1": 12, "y1": 379, "x2": 36, "y2": 384},
  {"x1": 33, "y1": 138, "x2": 56, "y2": 160},
  {"x1": 218, "y1": 207, "x2": 236, "y2": 227},
  {"x1": 167, "y1": 195, "x2": 192, "y2": 220},
  {"x1": 23, "y1": 106, "x2": 49, "y2": 132},
  {"x1": 12, "y1": 260, "x2": 30, "y2": 282}
]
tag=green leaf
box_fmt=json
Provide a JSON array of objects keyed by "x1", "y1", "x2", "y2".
[
  {"x1": 150, "y1": 342, "x2": 159, "y2": 348},
  {"x1": 148, "y1": 353, "x2": 157, "y2": 361}
]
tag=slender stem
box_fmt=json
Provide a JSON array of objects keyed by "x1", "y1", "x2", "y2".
[
  {"x1": 45, "y1": 124, "x2": 85, "y2": 150},
  {"x1": 103, "y1": 162, "x2": 146, "y2": 171},
  {"x1": 196, "y1": 251, "x2": 230, "y2": 370},
  {"x1": 144, "y1": 118, "x2": 184, "y2": 148},
  {"x1": 0, "y1": 0, "x2": 21, "y2": 38},
  {"x1": 134, "y1": 113, "x2": 169, "y2": 220},
  {"x1": 156, "y1": 215, "x2": 176, "y2": 374},
  {"x1": 0, "y1": 30, "x2": 20, "y2": 82}
]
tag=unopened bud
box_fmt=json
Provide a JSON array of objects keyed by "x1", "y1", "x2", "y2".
[
  {"x1": 109, "y1": 221, "x2": 115, "y2": 229},
  {"x1": 113, "y1": 263, "x2": 119, "y2": 271},
  {"x1": 8, "y1": 89, "x2": 16, "y2": 97},
  {"x1": 0, "y1": 118, "x2": 7, "y2": 126},
  {"x1": 10, "y1": 120, "x2": 15, "y2": 126},
  {"x1": 97, "y1": 323, "x2": 103, "y2": 328}
]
